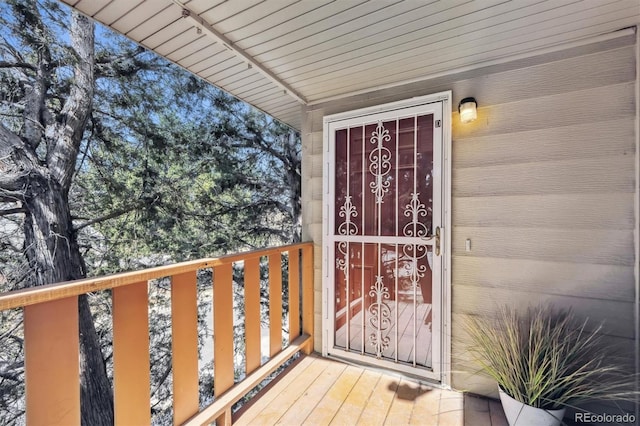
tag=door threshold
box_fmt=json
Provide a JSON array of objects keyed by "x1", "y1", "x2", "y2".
[{"x1": 324, "y1": 352, "x2": 444, "y2": 389}]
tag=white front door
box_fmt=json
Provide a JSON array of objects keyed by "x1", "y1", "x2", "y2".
[{"x1": 323, "y1": 93, "x2": 451, "y2": 381}]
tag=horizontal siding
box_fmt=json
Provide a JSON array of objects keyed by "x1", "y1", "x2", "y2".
[
  {"x1": 454, "y1": 81, "x2": 635, "y2": 139},
  {"x1": 452, "y1": 227, "x2": 635, "y2": 266},
  {"x1": 453, "y1": 117, "x2": 635, "y2": 168},
  {"x1": 447, "y1": 34, "x2": 637, "y2": 396},
  {"x1": 446, "y1": 45, "x2": 636, "y2": 111},
  {"x1": 453, "y1": 194, "x2": 635, "y2": 230},
  {"x1": 452, "y1": 256, "x2": 635, "y2": 302},
  {"x1": 453, "y1": 155, "x2": 635, "y2": 197},
  {"x1": 452, "y1": 288, "x2": 635, "y2": 339}
]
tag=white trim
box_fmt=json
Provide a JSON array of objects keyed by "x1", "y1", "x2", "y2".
[
  {"x1": 324, "y1": 93, "x2": 451, "y2": 124},
  {"x1": 442, "y1": 95, "x2": 453, "y2": 389},
  {"x1": 634, "y1": 25, "x2": 639, "y2": 422},
  {"x1": 322, "y1": 91, "x2": 452, "y2": 384},
  {"x1": 309, "y1": 28, "x2": 636, "y2": 107}
]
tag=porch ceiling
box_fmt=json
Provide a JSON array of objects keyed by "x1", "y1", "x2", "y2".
[{"x1": 59, "y1": 0, "x2": 640, "y2": 130}]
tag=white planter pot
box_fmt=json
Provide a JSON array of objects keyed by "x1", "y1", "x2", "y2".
[{"x1": 498, "y1": 387, "x2": 566, "y2": 426}]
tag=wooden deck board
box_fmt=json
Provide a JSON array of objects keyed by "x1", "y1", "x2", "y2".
[
  {"x1": 358, "y1": 373, "x2": 398, "y2": 426},
  {"x1": 304, "y1": 365, "x2": 363, "y2": 425},
  {"x1": 233, "y1": 356, "x2": 315, "y2": 426},
  {"x1": 438, "y1": 392, "x2": 465, "y2": 426},
  {"x1": 329, "y1": 368, "x2": 381, "y2": 425},
  {"x1": 385, "y1": 378, "x2": 429, "y2": 425},
  {"x1": 237, "y1": 357, "x2": 330, "y2": 425},
  {"x1": 235, "y1": 354, "x2": 505, "y2": 426},
  {"x1": 408, "y1": 387, "x2": 441, "y2": 424},
  {"x1": 276, "y1": 360, "x2": 347, "y2": 424}
]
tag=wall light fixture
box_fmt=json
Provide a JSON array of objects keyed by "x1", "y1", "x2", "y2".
[{"x1": 458, "y1": 97, "x2": 478, "y2": 124}]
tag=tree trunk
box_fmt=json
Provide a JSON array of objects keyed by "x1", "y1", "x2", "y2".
[
  {"x1": 3, "y1": 6, "x2": 116, "y2": 424},
  {"x1": 285, "y1": 130, "x2": 302, "y2": 243},
  {"x1": 23, "y1": 174, "x2": 114, "y2": 425}
]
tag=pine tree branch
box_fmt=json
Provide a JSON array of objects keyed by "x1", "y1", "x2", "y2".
[
  {"x1": 73, "y1": 202, "x2": 143, "y2": 231},
  {"x1": 0, "y1": 207, "x2": 25, "y2": 216},
  {"x1": 0, "y1": 61, "x2": 36, "y2": 71}
]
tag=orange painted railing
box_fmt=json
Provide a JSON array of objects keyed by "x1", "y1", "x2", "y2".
[{"x1": 0, "y1": 242, "x2": 314, "y2": 426}]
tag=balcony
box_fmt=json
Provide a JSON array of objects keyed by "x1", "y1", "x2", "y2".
[
  {"x1": 0, "y1": 241, "x2": 508, "y2": 425},
  {"x1": 0, "y1": 243, "x2": 313, "y2": 425}
]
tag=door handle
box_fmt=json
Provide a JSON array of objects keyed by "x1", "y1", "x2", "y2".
[{"x1": 421, "y1": 226, "x2": 441, "y2": 256}]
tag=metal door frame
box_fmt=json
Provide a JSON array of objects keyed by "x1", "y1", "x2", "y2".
[{"x1": 321, "y1": 92, "x2": 452, "y2": 384}]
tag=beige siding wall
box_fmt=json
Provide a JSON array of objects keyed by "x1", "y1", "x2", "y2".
[{"x1": 301, "y1": 34, "x2": 638, "y2": 397}]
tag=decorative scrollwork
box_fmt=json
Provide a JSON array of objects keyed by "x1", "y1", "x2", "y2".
[
  {"x1": 337, "y1": 196, "x2": 358, "y2": 235},
  {"x1": 368, "y1": 275, "x2": 391, "y2": 358},
  {"x1": 335, "y1": 241, "x2": 348, "y2": 277},
  {"x1": 402, "y1": 192, "x2": 429, "y2": 237},
  {"x1": 369, "y1": 122, "x2": 392, "y2": 204},
  {"x1": 403, "y1": 244, "x2": 429, "y2": 292}
]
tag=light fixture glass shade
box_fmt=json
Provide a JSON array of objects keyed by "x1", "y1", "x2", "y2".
[{"x1": 458, "y1": 97, "x2": 477, "y2": 124}]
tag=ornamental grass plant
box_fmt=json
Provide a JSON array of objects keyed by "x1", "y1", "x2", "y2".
[{"x1": 465, "y1": 305, "x2": 637, "y2": 410}]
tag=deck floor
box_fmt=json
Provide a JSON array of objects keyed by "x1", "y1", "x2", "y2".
[{"x1": 234, "y1": 354, "x2": 509, "y2": 426}]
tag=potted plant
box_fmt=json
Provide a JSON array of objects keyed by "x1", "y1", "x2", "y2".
[{"x1": 465, "y1": 305, "x2": 636, "y2": 426}]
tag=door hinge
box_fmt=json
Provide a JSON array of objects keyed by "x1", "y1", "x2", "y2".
[{"x1": 435, "y1": 119, "x2": 441, "y2": 128}]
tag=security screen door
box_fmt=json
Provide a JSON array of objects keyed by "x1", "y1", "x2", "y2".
[{"x1": 324, "y1": 96, "x2": 446, "y2": 380}]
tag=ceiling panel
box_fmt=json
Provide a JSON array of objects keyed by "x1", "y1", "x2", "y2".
[
  {"x1": 214, "y1": 1, "x2": 301, "y2": 37},
  {"x1": 109, "y1": 1, "x2": 167, "y2": 35},
  {"x1": 284, "y1": 0, "x2": 586, "y2": 84},
  {"x1": 182, "y1": 0, "x2": 226, "y2": 16},
  {"x1": 143, "y1": 20, "x2": 194, "y2": 51},
  {"x1": 124, "y1": 4, "x2": 181, "y2": 44},
  {"x1": 266, "y1": 0, "x2": 510, "y2": 75},
  {"x1": 199, "y1": 0, "x2": 266, "y2": 30},
  {"x1": 158, "y1": 33, "x2": 207, "y2": 60},
  {"x1": 59, "y1": 0, "x2": 640, "y2": 130},
  {"x1": 71, "y1": 0, "x2": 110, "y2": 17},
  {"x1": 243, "y1": 88, "x2": 288, "y2": 106},
  {"x1": 92, "y1": 0, "x2": 145, "y2": 26},
  {"x1": 177, "y1": 43, "x2": 224, "y2": 68},
  {"x1": 238, "y1": 0, "x2": 397, "y2": 56},
  {"x1": 291, "y1": 0, "x2": 636, "y2": 96},
  {"x1": 262, "y1": 0, "x2": 473, "y2": 72}
]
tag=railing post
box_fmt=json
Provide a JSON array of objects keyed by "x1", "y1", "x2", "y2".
[
  {"x1": 171, "y1": 271, "x2": 199, "y2": 425},
  {"x1": 302, "y1": 244, "x2": 314, "y2": 354},
  {"x1": 244, "y1": 257, "x2": 261, "y2": 375},
  {"x1": 288, "y1": 248, "x2": 301, "y2": 342},
  {"x1": 113, "y1": 281, "x2": 151, "y2": 425},
  {"x1": 268, "y1": 253, "x2": 283, "y2": 357},
  {"x1": 214, "y1": 263, "x2": 234, "y2": 398},
  {"x1": 24, "y1": 297, "x2": 80, "y2": 426}
]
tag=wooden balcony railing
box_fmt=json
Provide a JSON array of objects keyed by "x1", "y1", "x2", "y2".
[{"x1": 0, "y1": 242, "x2": 314, "y2": 426}]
